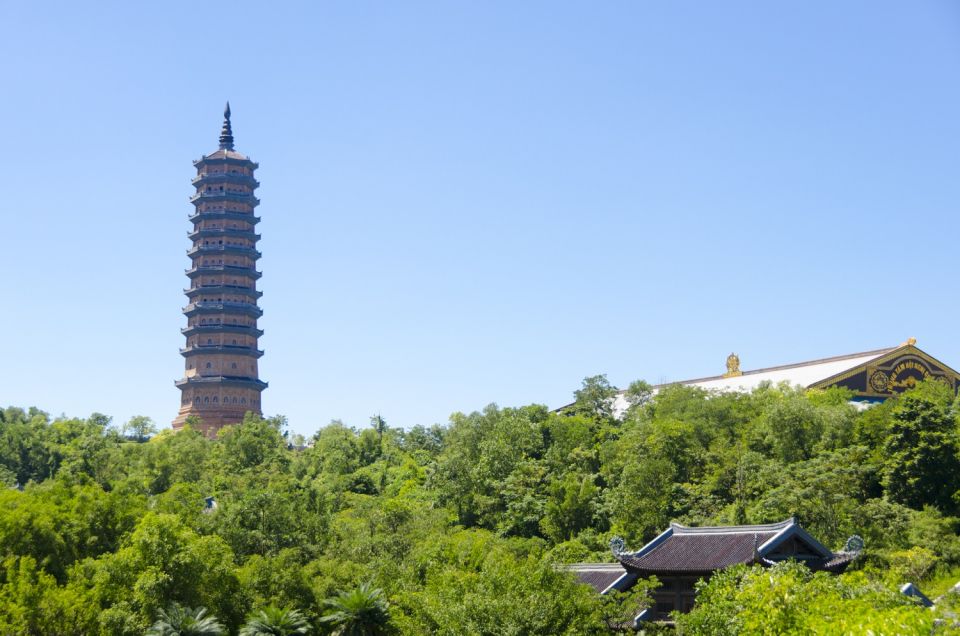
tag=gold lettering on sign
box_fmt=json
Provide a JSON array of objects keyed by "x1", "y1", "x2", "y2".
[{"x1": 886, "y1": 359, "x2": 931, "y2": 392}]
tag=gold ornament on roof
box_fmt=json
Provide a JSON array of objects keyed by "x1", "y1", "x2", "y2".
[
  {"x1": 902, "y1": 337, "x2": 917, "y2": 346},
  {"x1": 724, "y1": 352, "x2": 742, "y2": 377}
]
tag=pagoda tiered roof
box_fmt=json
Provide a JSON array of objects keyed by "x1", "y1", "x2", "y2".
[
  {"x1": 185, "y1": 265, "x2": 262, "y2": 280},
  {"x1": 183, "y1": 301, "x2": 263, "y2": 319},
  {"x1": 188, "y1": 211, "x2": 261, "y2": 225},
  {"x1": 189, "y1": 190, "x2": 260, "y2": 206},
  {"x1": 181, "y1": 324, "x2": 264, "y2": 338},
  {"x1": 184, "y1": 285, "x2": 263, "y2": 300},
  {"x1": 191, "y1": 172, "x2": 260, "y2": 187},
  {"x1": 180, "y1": 344, "x2": 264, "y2": 358},
  {"x1": 186, "y1": 244, "x2": 261, "y2": 259},
  {"x1": 175, "y1": 375, "x2": 268, "y2": 390},
  {"x1": 188, "y1": 227, "x2": 261, "y2": 241},
  {"x1": 194, "y1": 148, "x2": 259, "y2": 168}
]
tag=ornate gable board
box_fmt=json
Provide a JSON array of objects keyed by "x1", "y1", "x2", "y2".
[
  {"x1": 758, "y1": 523, "x2": 832, "y2": 559},
  {"x1": 807, "y1": 345, "x2": 960, "y2": 400}
]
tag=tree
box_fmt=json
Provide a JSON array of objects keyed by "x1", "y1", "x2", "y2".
[
  {"x1": 122, "y1": 415, "x2": 157, "y2": 442},
  {"x1": 239, "y1": 606, "x2": 309, "y2": 636},
  {"x1": 0, "y1": 555, "x2": 99, "y2": 635},
  {"x1": 371, "y1": 415, "x2": 387, "y2": 444},
  {"x1": 881, "y1": 389, "x2": 960, "y2": 512},
  {"x1": 674, "y1": 562, "x2": 935, "y2": 635},
  {"x1": 319, "y1": 582, "x2": 393, "y2": 636},
  {"x1": 88, "y1": 412, "x2": 113, "y2": 429},
  {"x1": 759, "y1": 390, "x2": 824, "y2": 463},
  {"x1": 211, "y1": 484, "x2": 326, "y2": 558},
  {"x1": 399, "y1": 545, "x2": 611, "y2": 635},
  {"x1": 12, "y1": 381, "x2": 960, "y2": 634},
  {"x1": 567, "y1": 375, "x2": 619, "y2": 421},
  {"x1": 218, "y1": 414, "x2": 288, "y2": 471},
  {"x1": 541, "y1": 472, "x2": 599, "y2": 543},
  {"x1": 604, "y1": 455, "x2": 675, "y2": 544},
  {"x1": 88, "y1": 513, "x2": 244, "y2": 629},
  {"x1": 597, "y1": 583, "x2": 658, "y2": 633},
  {"x1": 622, "y1": 380, "x2": 653, "y2": 418},
  {"x1": 146, "y1": 604, "x2": 224, "y2": 636},
  {"x1": 746, "y1": 446, "x2": 877, "y2": 545}
]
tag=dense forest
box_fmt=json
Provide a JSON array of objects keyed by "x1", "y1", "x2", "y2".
[{"x1": 3, "y1": 377, "x2": 960, "y2": 634}]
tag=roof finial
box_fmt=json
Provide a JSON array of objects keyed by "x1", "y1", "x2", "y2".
[
  {"x1": 219, "y1": 101, "x2": 234, "y2": 150},
  {"x1": 609, "y1": 536, "x2": 627, "y2": 558}
]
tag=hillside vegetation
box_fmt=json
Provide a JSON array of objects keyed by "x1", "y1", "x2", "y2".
[{"x1": 2, "y1": 377, "x2": 959, "y2": 634}]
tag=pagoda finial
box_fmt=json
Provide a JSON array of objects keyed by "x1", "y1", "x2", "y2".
[{"x1": 219, "y1": 101, "x2": 234, "y2": 150}]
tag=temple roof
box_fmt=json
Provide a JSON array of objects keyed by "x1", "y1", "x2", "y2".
[
  {"x1": 649, "y1": 347, "x2": 897, "y2": 394},
  {"x1": 564, "y1": 563, "x2": 629, "y2": 593},
  {"x1": 597, "y1": 339, "x2": 960, "y2": 417},
  {"x1": 611, "y1": 518, "x2": 854, "y2": 575}
]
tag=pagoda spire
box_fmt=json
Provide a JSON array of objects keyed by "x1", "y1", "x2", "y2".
[{"x1": 218, "y1": 102, "x2": 234, "y2": 150}]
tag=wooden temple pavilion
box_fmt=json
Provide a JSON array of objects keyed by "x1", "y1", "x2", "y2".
[{"x1": 571, "y1": 518, "x2": 860, "y2": 625}]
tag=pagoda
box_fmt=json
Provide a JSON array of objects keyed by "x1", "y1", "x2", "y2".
[{"x1": 173, "y1": 103, "x2": 267, "y2": 437}]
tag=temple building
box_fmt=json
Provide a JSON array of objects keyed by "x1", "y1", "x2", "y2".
[
  {"x1": 610, "y1": 338, "x2": 960, "y2": 416},
  {"x1": 572, "y1": 518, "x2": 860, "y2": 624},
  {"x1": 172, "y1": 104, "x2": 267, "y2": 438}
]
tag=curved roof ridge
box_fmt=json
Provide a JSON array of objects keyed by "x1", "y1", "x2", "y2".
[{"x1": 670, "y1": 518, "x2": 795, "y2": 534}]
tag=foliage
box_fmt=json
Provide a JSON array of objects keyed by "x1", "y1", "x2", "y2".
[
  {"x1": 565, "y1": 374, "x2": 618, "y2": 421},
  {"x1": 674, "y1": 562, "x2": 935, "y2": 635},
  {"x1": 122, "y1": 415, "x2": 158, "y2": 442},
  {"x1": 397, "y1": 547, "x2": 609, "y2": 635},
  {"x1": 239, "y1": 605, "x2": 310, "y2": 636},
  {"x1": 146, "y1": 603, "x2": 224, "y2": 636},
  {"x1": 881, "y1": 390, "x2": 960, "y2": 513},
  {"x1": 2, "y1": 377, "x2": 960, "y2": 632},
  {"x1": 319, "y1": 582, "x2": 393, "y2": 635}
]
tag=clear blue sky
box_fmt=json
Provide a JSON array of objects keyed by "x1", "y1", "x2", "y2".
[{"x1": 3, "y1": 1, "x2": 960, "y2": 436}]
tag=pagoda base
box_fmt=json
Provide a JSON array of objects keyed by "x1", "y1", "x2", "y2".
[{"x1": 171, "y1": 407, "x2": 260, "y2": 438}]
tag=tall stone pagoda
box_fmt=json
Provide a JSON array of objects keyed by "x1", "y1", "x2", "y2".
[{"x1": 173, "y1": 103, "x2": 267, "y2": 437}]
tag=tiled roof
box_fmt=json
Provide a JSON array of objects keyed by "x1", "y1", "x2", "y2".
[
  {"x1": 613, "y1": 518, "x2": 853, "y2": 575},
  {"x1": 617, "y1": 529, "x2": 777, "y2": 572},
  {"x1": 564, "y1": 563, "x2": 630, "y2": 593},
  {"x1": 620, "y1": 525, "x2": 780, "y2": 572}
]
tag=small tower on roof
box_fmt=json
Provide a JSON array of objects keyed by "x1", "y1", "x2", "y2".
[{"x1": 173, "y1": 104, "x2": 267, "y2": 438}]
